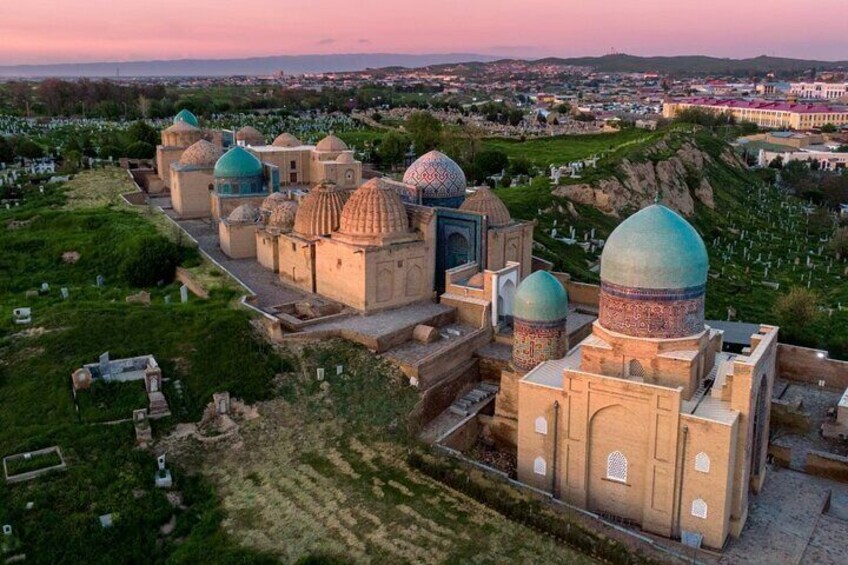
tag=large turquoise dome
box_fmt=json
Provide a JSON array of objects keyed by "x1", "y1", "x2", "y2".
[
  {"x1": 174, "y1": 109, "x2": 199, "y2": 128},
  {"x1": 514, "y1": 271, "x2": 568, "y2": 322},
  {"x1": 214, "y1": 146, "x2": 263, "y2": 179},
  {"x1": 601, "y1": 204, "x2": 708, "y2": 290}
]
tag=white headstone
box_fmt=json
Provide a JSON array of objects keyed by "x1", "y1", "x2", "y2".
[
  {"x1": 2, "y1": 524, "x2": 11, "y2": 536},
  {"x1": 180, "y1": 285, "x2": 189, "y2": 303},
  {"x1": 336, "y1": 364, "x2": 343, "y2": 375},
  {"x1": 41, "y1": 282, "x2": 49, "y2": 292},
  {"x1": 157, "y1": 454, "x2": 166, "y2": 471},
  {"x1": 317, "y1": 368, "x2": 325, "y2": 380},
  {"x1": 60, "y1": 287, "x2": 69, "y2": 299}
]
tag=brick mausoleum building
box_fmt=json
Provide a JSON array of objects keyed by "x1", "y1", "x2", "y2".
[{"x1": 505, "y1": 205, "x2": 777, "y2": 549}]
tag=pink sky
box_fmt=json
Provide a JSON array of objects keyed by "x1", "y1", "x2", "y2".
[{"x1": 1, "y1": 0, "x2": 846, "y2": 65}]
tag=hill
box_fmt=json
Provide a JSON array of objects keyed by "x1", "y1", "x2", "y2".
[{"x1": 0, "y1": 53, "x2": 498, "y2": 78}]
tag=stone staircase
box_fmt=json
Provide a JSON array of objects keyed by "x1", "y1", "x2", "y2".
[{"x1": 449, "y1": 382, "x2": 499, "y2": 417}]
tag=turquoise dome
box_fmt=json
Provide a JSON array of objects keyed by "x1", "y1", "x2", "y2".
[
  {"x1": 174, "y1": 109, "x2": 199, "y2": 127},
  {"x1": 601, "y1": 204, "x2": 708, "y2": 289},
  {"x1": 514, "y1": 271, "x2": 568, "y2": 322},
  {"x1": 214, "y1": 146, "x2": 263, "y2": 179}
]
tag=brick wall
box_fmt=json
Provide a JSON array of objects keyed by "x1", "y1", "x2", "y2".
[{"x1": 777, "y1": 343, "x2": 848, "y2": 390}]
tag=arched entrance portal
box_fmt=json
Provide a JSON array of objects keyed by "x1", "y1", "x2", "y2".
[
  {"x1": 498, "y1": 279, "x2": 516, "y2": 325},
  {"x1": 446, "y1": 232, "x2": 470, "y2": 269},
  {"x1": 750, "y1": 374, "x2": 769, "y2": 484}
]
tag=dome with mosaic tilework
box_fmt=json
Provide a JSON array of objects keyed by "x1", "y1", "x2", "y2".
[
  {"x1": 214, "y1": 146, "x2": 263, "y2": 179},
  {"x1": 179, "y1": 140, "x2": 223, "y2": 168},
  {"x1": 459, "y1": 186, "x2": 511, "y2": 227},
  {"x1": 293, "y1": 181, "x2": 346, "y2": 236},
  {"x1": 173, "y1": 109, "x2": 199, "y2": 127},
  {"x1": 272, "y1": 133, "x2": 302, "y2": 147},
  {"x1": 514, "y1": 271, "x2": 569, "y2": 323},
  {"x1": 339, "y1": 178, "x2": 409, "y2": 238},
  {"x1": 403, "y1": 150, "x2": 467, "y2": 208},
  {"x1": 598, "y1": 204, "x2": 708, "y2": 339}
]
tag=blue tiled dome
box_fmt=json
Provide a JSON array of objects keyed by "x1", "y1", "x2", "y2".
[
  {"x1": 601, "y1": 204, "x2": 708, "y2": 289},
  {"x1": 214, "y1": 146, "x2": 263, "y2": 179},
  {"x1": 403, "y1": 150, "x2": 467, "y2": 207},
  {"x1": 514, "y1": 271, "x2": 568, "y2": 322},
  {"x1": 173, "y1": 109, "x2": 199, "y2": 127}
]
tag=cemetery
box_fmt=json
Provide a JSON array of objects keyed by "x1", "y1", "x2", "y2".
[{"x1": 2, "y1": 447, "x2": 66, "y2": 484}]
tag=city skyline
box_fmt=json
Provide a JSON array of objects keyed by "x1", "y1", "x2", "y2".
[{"x1": 2, "y1": 0, "x2": 847, "y2": 66}]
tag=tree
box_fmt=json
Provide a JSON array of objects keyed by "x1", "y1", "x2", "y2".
[
  {"x1": 0, "y1": 136, "x2": 14, "y2": 163},
  {"x1": 377, "y1": 132, "x2": 408, "y2": 167},
  {"x1": 773, "y1": 287, "x2": 821, "y2": 344},
  {"x1": 768, "y1": 155, "x2": 784, "y2": 169},
  {"x1": 829, "y1": 227, "x2": 848, "y2": 258},
  {"x1": 119, "y1": 235, "x2": 181, "y2": 287},
  {"x1": 126, "y1": 141, "x2": 155, "y2": 159},
  {"x1": 405, "y1": 111, "x2": 443, "y2": 154},
  {"x1": 469, "y1": 150, "x2": 509, "y2": 184},
  {"x1": 509, "y1": 156, "x2": 532, "y2": 176},
  {"x1": 556, "y1": 102, "x2": 572, "y2": 114},
  {"x1": 820, "y1": 123, "x2": 837, "y2": 133},
  {"x1": 14, "y1": 138, "x2": 45, "y2": 160},
  {"x1": 807, "y1": 207, "x2": 834, "y2": 238},
  {"x1": 126, "y1": 120, "x2": 158, "y2": 147}
]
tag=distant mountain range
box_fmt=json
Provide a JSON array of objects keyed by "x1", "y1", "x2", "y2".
[
  {"x1": 0, "y1": 53, "x2": 499, "y2": 78},
  {"x1": 3, "y1": 52, "x2": 847, "y2": 79}
]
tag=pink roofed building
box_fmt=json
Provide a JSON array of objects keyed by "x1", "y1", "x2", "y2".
[{"x1": 663, "y1": 97, "x2": 848, "y2": 130}]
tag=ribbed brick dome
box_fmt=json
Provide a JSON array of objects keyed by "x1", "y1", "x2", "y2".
[
  {"x1": 293, "y1": 182, "x2": 346, "y2": 236},
  {"x1": 179, "y1": 140, "x2": 223, "y2": 167},
  {"x1": 459, "y1": 187, "x2": 511, "y2": 227},
  {"x1": 339, "y1": 179, "x2": 409, "y2": 237}
]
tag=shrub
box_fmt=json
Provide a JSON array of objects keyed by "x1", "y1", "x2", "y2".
[
  {"x1": 125, "y1": 141, "x2": 155, "y2": 159},
  {"x1": 119, "y1": 235, "x2": 181, "y2": 287}
]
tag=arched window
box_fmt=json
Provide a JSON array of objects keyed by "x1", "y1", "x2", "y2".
[
  {"x1": 695, "y1": 452, "x2": 710, "y2": 473},
  {"x1": 534, "y1": 416, "x2": 548, "y2": 435},
  {"x1": 628, "y1": 359, "x2": 645, "y2": 378},
  {"x1": 606, "y1": 451, "x2": 628, "y2": 483},
  {"x1": 691, "y1": 498, "x2": 708, "y2": 519},
  {"x1": 533, "y1": 456, "x2": 547, "y2": 476}
]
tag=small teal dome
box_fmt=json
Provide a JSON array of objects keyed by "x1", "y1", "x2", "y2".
[
  {"x1": 174, "y1": 109, "x2": 199, "y2": 128},
  {"x1": 601, "y1": 204, "x2": 708, "y2": 289},
  {"x1": 514, "y1": 271, "x2": 568, "y2": 322},
  {"x1": 214, "y1": 146, "x2": 263, "y2": 179}
]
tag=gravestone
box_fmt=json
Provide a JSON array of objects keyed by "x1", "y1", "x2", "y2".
[
  {"x1": 179, "y1": 285, "x2": 189, "y2": 304},
  {"x1": 2, "y1": 525, "x2": 11, "y2": 536},
  {"x1": 336, "y1": 365, "x2": 344, "y2": 376},
  {"x1": 40, "y1": 282, "x2": 49, "y2": 293},
  {"x1": 317, "y1": 368, "x2": 325, "y2": 380},
  {"x1": 60, "y1": 287, "x2": 69, "y2": 300},
  {"x1": 96, "y1": 275, "x2": 105, "y2": 287},
  {"x1": 99, "y1": 352, "x2": 111, "y2": 379},
  {"x1": 164, "y1": 295, "x2": 171, "y2": 305},
  {"x1": 155, "y1": 454, "x2": 173, "y2": 488}
]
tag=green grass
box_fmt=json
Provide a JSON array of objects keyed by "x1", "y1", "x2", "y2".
[
  {"x1": 482, "y1": 128, "x2": 664, "y2": 168},
  {"x1": 4, "y1": 450, "x2": 63, "y2": 477},
  {"x1": 0, "y1": 177, "x2": 284, "y2": 563}
]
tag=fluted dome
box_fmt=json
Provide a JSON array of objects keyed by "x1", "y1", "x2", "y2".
[
  {"x1": 601, "y1": 204, "x2": 708, "y2": 290},
  {"x1": 174, "y1": 109, "x2": 199, "y2": 127},
  {"x1": 179, "y1": 140, "x2": 223, "y2": 167},
  {"x1": 336, "y1": 152, "x2": 355, "y2": 164},
  {"x1": 316, "y1": 134, "x2": 348, "y2": 152},
  {"x1": 236, "y1": 126, "x2": 265, "y2": 146},
  {"x1": 514, "y1": 271, "x2": 569, "y2": 322},
  {"x1": 227, "y1": 204, "x2": 261, "y2": 224},
  {"x1": 460, "y1": 187, "x2": 511, "y2": 227},
  {"x1": 339, "y1": 179, "x2": 409, "y2": 238},
  {"x1": 293, "y1": 182, "x2": 346, "y2": 236},
  {"x1": 403, "y1": 150, "x2": 467, "y2": 207},
  {"x1": 214, "y1": 146, "x2": 263, "y2": 179},
  {"x1": 272, "y1": 133, "x2": 302, "y2": 147}
]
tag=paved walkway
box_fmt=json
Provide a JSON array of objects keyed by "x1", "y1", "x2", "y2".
[
  {"x1": 721, "y1": 467, "x2": 848, "y2": 564},
  {"x1": 166, "y1": 212, "x2": 310, "y2": 309}
]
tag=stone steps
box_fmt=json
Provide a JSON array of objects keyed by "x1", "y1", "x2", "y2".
[{"x1": 448, "y1": 382, "x2": 500, "y2": 417}]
